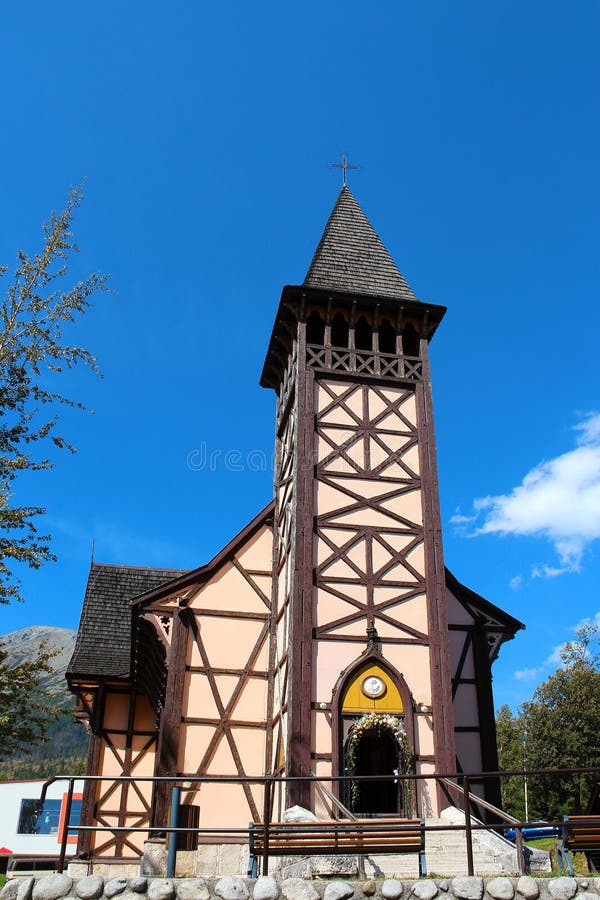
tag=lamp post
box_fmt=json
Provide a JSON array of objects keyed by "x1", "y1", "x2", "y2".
[{"x1": 522, "y1": 728, "x2": 529, "y2": 822}]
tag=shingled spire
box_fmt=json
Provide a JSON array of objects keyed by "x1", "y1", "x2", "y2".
[
  {"x1": 303, "y1": 185, "x2": 419, "y2": 302},
  {"x1": 261, "y1": 185, "x2": 446, "y2": 390}
]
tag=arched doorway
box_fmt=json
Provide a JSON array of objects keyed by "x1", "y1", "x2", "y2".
[
  {"x1": 335, "y1": 659, "x2": 415, "y2": 817},
  {"x1": 344, "y1": 717, "x2": 407, "y2": 814}
]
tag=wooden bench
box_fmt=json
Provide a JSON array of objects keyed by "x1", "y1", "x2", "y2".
[
  {"x1": 248, "y1": 817, "x2": 426, "y2": 877},
  {"x1": 556, "y1": 815, "x2": 600, "y2": 875}
]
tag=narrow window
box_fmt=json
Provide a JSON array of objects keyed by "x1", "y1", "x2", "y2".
[
  {"x1": 378, "y1": 318, "x2": 396, "y2": 355},
  {"x1": 331, "y1": 312, "x2": 349, "y2": 348},
  {"x1": 402, "y1": 322, "x2": 419, "y2": 357},
  {"x1": 354, "y1": 315, "x2": 372, "y2": 351},
  {"x1": 306, "y1": 310, "x2": 325, "y2": 345}
]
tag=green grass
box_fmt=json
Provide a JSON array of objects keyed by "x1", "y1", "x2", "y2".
[{"x1": 525, "y1": 837, "x2": 591, "y2": 876}]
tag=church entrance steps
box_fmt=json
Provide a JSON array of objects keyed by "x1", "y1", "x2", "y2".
[{"x1": 423, "y1": 808, "x2": 551, "y2": 877}]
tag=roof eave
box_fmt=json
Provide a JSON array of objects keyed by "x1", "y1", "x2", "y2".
[
  {"x1": 260, "y1": 284, "x2": 447, "y2": 391},
  {"x1": 67, "y1": 671, "x2": 132, "y2": 687},
  {"x1": 445, "y1": 566, "x2": 526, "y2": 635}
]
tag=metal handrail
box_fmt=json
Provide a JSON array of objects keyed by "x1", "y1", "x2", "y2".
[
  {"x1": 40, "y1": 766, "x2": 600, "y2": 877},
  {"x1": 309, "y1": 770, "x2": 356, "y2": 821},
  {"x1": 438, "y1": 775, "x2": 521, "y2": 824}
]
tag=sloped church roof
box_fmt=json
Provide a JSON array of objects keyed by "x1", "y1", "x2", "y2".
[
  {"x1": 67, "y1": 564, "x2": 188, "y2": 679},
  {"x1": 303, "y1": 185, "x2": 419, "y2": 301}
]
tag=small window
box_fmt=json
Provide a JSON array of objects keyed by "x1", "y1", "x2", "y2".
[
  {"x1": 354, "y1": 316, "x2": 372, "y2": 351},
  {"x1": 378, "y1": 319, "x2": 396, "y2": 355},
  {"x1": 17, "y1": 798, "x2": 81, "y2": 836},
  {"x1": 18, "y1": 799, "x2": 61, "y2": 835},
  {"x1": 402, "y1": 322, "x2": 419, "y2": 357},
  {"x1": 7, "y1": 857, "x2": 59, "y2": 877},
  {"x1": 331, "y1": 313, "x2": 349, "y2": 348},
  {"x1": 306, "y1": 310, "x2": 325, "y2": 345}
]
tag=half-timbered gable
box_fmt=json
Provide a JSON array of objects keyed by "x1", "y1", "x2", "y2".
[
  {"x1": 67, "y1": 564, "x2": 188, "y2": 859},
  {"x1": 132, "y1": 504, "x2": 275, "y2": 830},
  {"x1": 68, "y1": 185, "x2": 524, "y2": 865}
]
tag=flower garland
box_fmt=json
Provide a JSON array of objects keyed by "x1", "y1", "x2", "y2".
[{"x1": 345, "y1": 712, "x2": 415, "y2": 812}]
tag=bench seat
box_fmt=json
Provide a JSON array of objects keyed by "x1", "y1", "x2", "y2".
[
  {"x1": 557, "y1": 815, "x2": 600, "y2": 875},
  {"x1": 248, "y1": 817, "x2": 426, "y2": 877}
]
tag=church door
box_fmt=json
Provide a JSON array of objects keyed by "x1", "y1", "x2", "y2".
[{"x1": 344, "y1": 720, "x2": 406, "y2": 816}]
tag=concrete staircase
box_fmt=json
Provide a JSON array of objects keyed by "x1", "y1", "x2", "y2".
[{"x1": 420, "y1": 807, "x2": 550, "y2": 878}]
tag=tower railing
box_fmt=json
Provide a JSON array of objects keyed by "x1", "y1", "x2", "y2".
[{"x1": 306, "y1": 343, "x2": 423, "y2": 381}]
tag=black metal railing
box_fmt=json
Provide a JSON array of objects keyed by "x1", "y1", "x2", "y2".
[{"x1": 38, "y1": 766, "x2": 600, "y2": 878}]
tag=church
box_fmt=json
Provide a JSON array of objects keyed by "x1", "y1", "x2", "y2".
[{"x1": 67, "y1": 185, "x2": 523, "y2": 865}]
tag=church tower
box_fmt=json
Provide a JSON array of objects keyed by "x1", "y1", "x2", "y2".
[
  {"x1": 261, "y1": 186, "x2": 455, "y2": 815},
  {"x1": 68, "y1": 184, "x2": 523, "y2": 865}
]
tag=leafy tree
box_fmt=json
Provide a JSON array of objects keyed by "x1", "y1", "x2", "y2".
[
  {"x1": 0, "y1": 187, "x2": 107, "y2": 756},
  {"x1": 0, "y1": 641, "x2": 59, "y2": 754},
  {"x1": 0, "y1": 632, "x2": 88, "y2": 773},
  {"x1": 521, "y1": 625, "x2": 600, "y2": 819},
  {"x1": 0, "y1": 186, "x2": 108, "y2": 604},
  {"x1": 496, "y1": 704, "x2": 526, "y2": 819}
]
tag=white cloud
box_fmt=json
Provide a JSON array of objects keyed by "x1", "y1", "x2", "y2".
[
  {"x1": 509, "y1": 575, "x2": 522, "y2": 591},
  {"x1": 544, "y1": 644, "x2": 566, "y2": 668},
  {"x1": 512, "y1": 611, "x2": 600, "y2": 682},
  {"x1": 575, "y1": 415, "x2": 600, "y2": 444},
  {"x1": 457, "y1": 412, "x2": 600, "y2": 575},
  {"x1": 514, "y1": 667, "x2": 541, "y2": 681},
  {"x1": 531, "y1": 563, "x2": 577, "y2": 579},
  {"x1": 449, "y1": 509, "x2": 477, "y2": 528},
  {"x1": 574, "y1": 611, "x2": 600, "y2": 629}
]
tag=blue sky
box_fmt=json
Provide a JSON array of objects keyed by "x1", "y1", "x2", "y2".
[{"x1": 1, "y1": 1, "x2": 599, "y2": 711}]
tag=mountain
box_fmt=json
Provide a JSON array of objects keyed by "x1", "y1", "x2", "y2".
[
  {"x1": 0, "y1": 626, "x2": 88, "y2": 780},
  {"x1": 2, "y1": 626, "x2": 78, "y2": 696}
]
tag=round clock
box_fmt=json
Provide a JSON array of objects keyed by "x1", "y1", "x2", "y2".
[{"x1": 361, "y1": 675, "x2": 386, "y2": 699}]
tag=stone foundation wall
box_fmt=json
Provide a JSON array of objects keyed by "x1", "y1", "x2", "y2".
[
  {"x1": 140, "y1": 840, "x2": 249, "y2": 879},
  {"x1": 1, "y1": 871, "x2": 599, "y2": 900}
]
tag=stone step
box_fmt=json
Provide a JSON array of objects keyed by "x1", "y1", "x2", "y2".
[{"x1": 423, "y1": 809, "x2": 551, "y2": 877}]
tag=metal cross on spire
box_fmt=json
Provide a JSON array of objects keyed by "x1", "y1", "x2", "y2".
[{"x1": 329, "y1": 152, "x2": 360, "y2": 187}]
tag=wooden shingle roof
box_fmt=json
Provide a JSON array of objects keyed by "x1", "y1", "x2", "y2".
[
  {"x1": 303, "y1": 186, "x2": 419, "y2": 302},
  {"x1": 67, "y1": 563, "x2": 187, "y2": 681}
]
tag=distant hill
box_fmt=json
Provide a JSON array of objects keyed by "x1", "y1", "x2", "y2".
[{"x1": 0, "y1": 626, "x2": 88, "y2": 780}]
